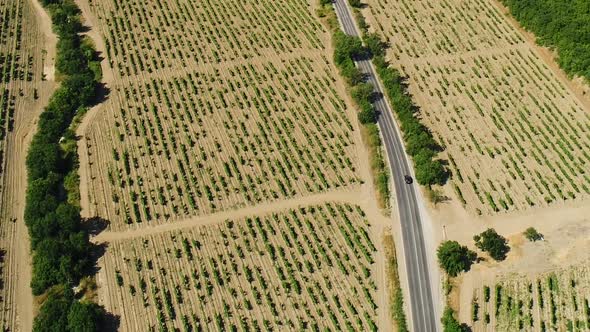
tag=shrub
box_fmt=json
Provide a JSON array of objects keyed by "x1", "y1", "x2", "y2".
[
  {"x1": 523, "y1": 227, "x2": 543, "y2": 242},
  {"x1": 441, "y1": 307, "x2": 468, "y2": 332},
  {"x1": 33, "y1": 288, "x2": 107, "y2": 332}
]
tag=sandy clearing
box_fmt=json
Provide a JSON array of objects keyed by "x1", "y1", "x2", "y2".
[
  {"x1": 431, "y1": 197, "x2": 590, "y2": 324},
  {"x1": 30, "y1": 0, "x2": 56, "y2": 81}
]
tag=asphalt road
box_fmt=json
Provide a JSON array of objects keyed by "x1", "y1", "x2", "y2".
[{"x1": 332, "y1": 0, "x2": 438, "y2": 331}]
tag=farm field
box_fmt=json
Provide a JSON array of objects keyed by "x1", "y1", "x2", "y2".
[
  {"x1": 80, "y1": 0, "x2": 361, "y2": 231},
  {"x1": 0, "y1": 0, "x2": 48, "y2": 197},
  {"x1": 471, "y1": 262, "x2": 590, "y2": 332},
  {"x1": 98, "y1": 202, "x2": 380, "y2": 331},
  {"x1": 361, "y1": 0, "x2": 590, "y2": 214},
  {"x1": 0, "y1": 0, "x2": 55, "y2": 330}
]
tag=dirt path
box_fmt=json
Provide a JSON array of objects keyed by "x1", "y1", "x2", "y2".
[
  {"x1": 0, "y1": 1, "x2": 57, "y2": 330},
  {"x1": 8, "y1": 110, "x2": 41, "y2": 332},
  {"x1": 74, "y1": 0, "x2": 114, "y2": 220},
  {"x1": 31, "y1": 0, "x2": 56, "y2": 82},
  {"x1": 15, "y1": 0, "x2": 56, "y2": 330},
  {"x1": 93, "y1": 189, "x2": 362, "y2": 243}
]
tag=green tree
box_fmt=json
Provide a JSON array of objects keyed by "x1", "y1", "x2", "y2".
[
  {"x1": 34, "y1": 289, "x2": 105, "y2": 332},
  {"x1": 523, "y1": 227, "x2": 543, "y2": 241},
  {"x1": 406, "y1": 131, "x2": 438, "y2": 156},
  {"x1": 414, "y1": 154, "x2": 446, "y2": 186},
  {"x1": 351, "y1": 82, "x2": 375, "y2": 103},
  {"x1": 333, "y1": 31, "x2": 367, "y2": 65},
  {"x1": 67, "y1": 301, "x2": 106, "y2": 332},
  {"x1": 25, "y1": 173, "x2": 61, "y2": 225},
  {"x1": 358, "y1": 108, "x2": 376, "y2": 124},
  {"x1": 364, "y1": 33, "x2": 386, "y2": 57},
  {"x1": 33, "y1": 290, "x2": 72, "y2": 332},
  {"x1": 26, "y1": 142, "x2": 61, "y2": 181},
  {"x1": 442, "y1": 307, "x2": 468, "y2": 332},
  {"x1": 474, "y1": 228, "x2": 510, "y2": 261},
  {"x1": 437, "y1": 241, "x2": 477, "y2": 277},
  {"x1": 348, "y1": 0, "x2": 362, "y2": 8}
]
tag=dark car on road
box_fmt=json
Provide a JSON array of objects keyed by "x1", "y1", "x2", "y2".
[{"x1": 404, "y1": 175, "x2": 413, "y2": 184}]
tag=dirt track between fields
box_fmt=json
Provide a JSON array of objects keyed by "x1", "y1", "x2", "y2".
[{"x1": 0, "y1": 0, "x2": 57, "y2": 330}]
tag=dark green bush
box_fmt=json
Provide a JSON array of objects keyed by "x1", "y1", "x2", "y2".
[
  {"x1": 437, "y1": 240, "x2": 477, "y2": 277},
  {"x1": 474, "y1": 228, "x2": 510, "y2": 261}
]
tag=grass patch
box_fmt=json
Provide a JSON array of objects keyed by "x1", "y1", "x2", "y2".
[{"x1": 384, "y1": 232, "x2": 409, "y2": 332}]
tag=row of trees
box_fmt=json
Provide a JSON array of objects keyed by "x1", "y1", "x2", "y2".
[
  {"x1": 502, "y1": 0, "x2": 590, "y2": 81},
  {"x1": 333, "y1": 31, "x2": 373, "y2": 121},
  {"x1": 331, "y1": 26, "x2": 447, "y2": 205},
  {"x1": 35, "y1": 287, "x2": 105, "y2": 331},
  {"x1": 332, "y1": 9, "x2": 448, "y2": 187},
  {"x1": 27, "y1": 0, "x2": 106, "y2": 330},
  {"x1": 332, "y1": 30, "x2": 390, "y2": 206},
  {"x1": 368, "y1": 35, "x2": 448, "y2": 186}
]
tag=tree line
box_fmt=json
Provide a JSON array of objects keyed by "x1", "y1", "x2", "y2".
[
  {"x1": 332, "y1": 29, "x2": 447, "y2": 186},
  {"x1": 502, "y1": 0, "x2": 590, "y2": 81},
  {"x1": 27, "y1": 0, "x2": 106, "y2": 330},
  {"x1": 332, "y1": 30, "x2": 391, "y2": 206}
]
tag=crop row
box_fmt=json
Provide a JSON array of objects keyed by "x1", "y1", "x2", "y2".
[
  {"x1": 0, "y1": 0, "x2": 40, "y2": 173},
  {"x1": 473, "y1": 263, "x2": 590, "y2": 331},
  {"x1": 410, "y1": 46, "x2": 590, "y2": 213},
  {"x1": 91, "y1": 0, "x2": 325, "y2": 76},
  {"x1": 368, "y1": 0, "x2": 523, "y2": 61},
  {"x1": 102, "y1": 203, "x2": 379, "y2": 332},
  {"x1": 362, "y1": 0, "x2": 590, "y2": 213},
  {"x1": 87, "y1": 54, "x2": 360, "y2": 230}
]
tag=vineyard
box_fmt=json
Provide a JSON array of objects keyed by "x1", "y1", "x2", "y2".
[
  {"x1": 99, "y1": 202, "x2": 379, "y2": 331},
  {"x1": 471, "y1": 263, "x2": 590, "y2": 331},
  {"x1": 82, "y1": 0, "x2": 361, "y2": 230},
  {"x1": 0, "y1": 0, "x2": 51, "y2": 330},
  {"x1": 90, "y1": 0, "x2": 325, "y2": 75},
  {"x1": 0, "y1": 0, "x2": 45, "y2": 196},
  {"x1": 362, "y1": 0, "x2": 590, "y2": 214}
]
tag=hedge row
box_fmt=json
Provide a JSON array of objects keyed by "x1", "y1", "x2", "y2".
[
  {"x1": 332, "y1": 29, "x2": 390, "y2": 206},
  {"x1": 27, "y1": 0, "x2": 95, "y2": 297},
  {"x1": 333, "y1": 19, "x2": 447, "y2": 187},
  {"x1": 372, "y1": 51, "x2": 447, "y2": 186},
  {"x1": 26, "y1": 0, "x2": 106, "y2": 330}
]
